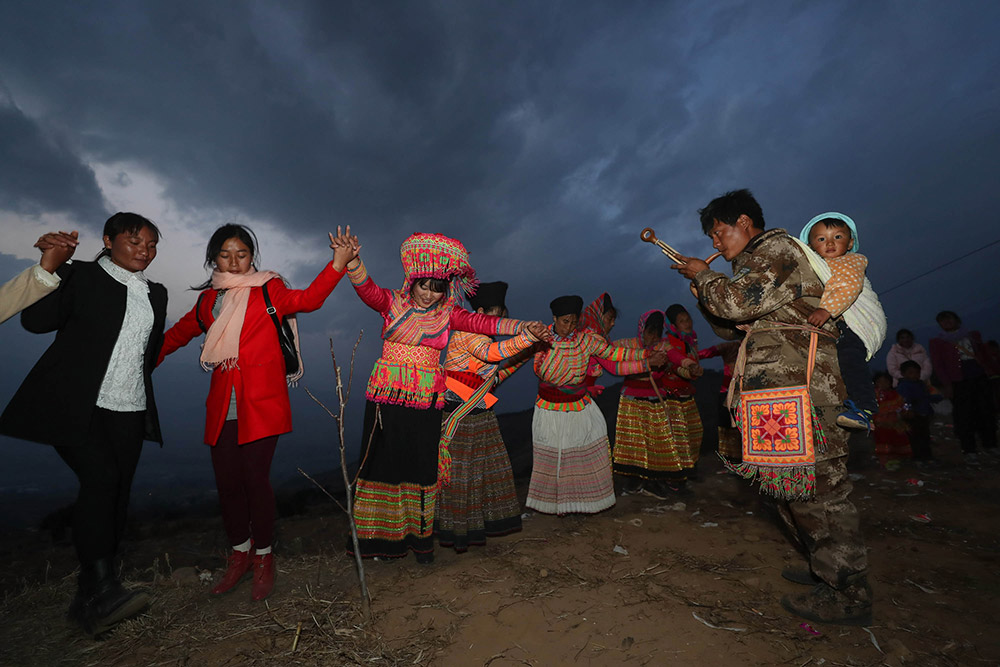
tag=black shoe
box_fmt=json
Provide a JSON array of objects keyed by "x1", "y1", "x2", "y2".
[
  {"x1": 780, "y1": 580, "x2": 872, "y2": 627},
  {"x1": 414, "y1": 551, "x2": 434, "y2": 565},
  {"x1": 781, "y1": 565, "x2": 821, "y2": 586},
  {"x1": 619, "y1": 476, "x2": 644, "y2": 496},
  {"x1": 76, "y1": 560, "x2": 150, "y2": 636}
]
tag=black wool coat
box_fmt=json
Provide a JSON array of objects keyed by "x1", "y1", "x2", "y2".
[{"x1": 0, "y1": 260, "x2": 167, "y2": 447}]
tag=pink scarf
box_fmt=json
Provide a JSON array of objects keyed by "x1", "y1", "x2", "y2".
[{"x1": 200, "y1": 269, "x2": 283, "y2": 372}]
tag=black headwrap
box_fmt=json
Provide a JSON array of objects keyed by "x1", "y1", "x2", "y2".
[
  {"x1": 469, "y1": 281, "x2": 508, "y2": 312},
  {"x1": 550, "y1": 295, "x2": 584, "y2": 317}
]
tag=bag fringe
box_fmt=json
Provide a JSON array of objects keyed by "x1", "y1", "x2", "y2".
[{"x1": 720, "y1": 453, "x2": 816, "y2": 500}]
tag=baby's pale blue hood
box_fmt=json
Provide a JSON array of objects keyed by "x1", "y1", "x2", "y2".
[{"x1": 799, "y1": 211, "x2": 860, "y2": 253}]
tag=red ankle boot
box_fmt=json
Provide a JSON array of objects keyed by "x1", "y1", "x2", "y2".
[
  {"x1": 211, "y1": 548, "x2": 253, "y2": 595},
  {"x1": 251, "y1": 553, "x2": 275, "y2": 601}
]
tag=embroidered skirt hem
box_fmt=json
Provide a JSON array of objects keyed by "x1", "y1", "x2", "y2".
[
  {"x1": 434, "y1": 409, "x2": 522, "y2": 551},
  {"x1": 349, "y1": 401, "x2": 442, "y2": 558},
  {"x1": 526, "y1": 402, "x2": 616, "y2": 515}
]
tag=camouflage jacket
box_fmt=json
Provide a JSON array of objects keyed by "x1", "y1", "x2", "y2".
[{"x1": 693, "y1": 228, "x2": 846, "y2": 409}]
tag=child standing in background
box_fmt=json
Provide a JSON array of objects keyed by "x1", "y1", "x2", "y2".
[
  {"x1": 896, "y1": 360, "x2": 943, "y2": 462},
  {"x1": 929, "y1": 310, "x2": 998, "y2": 459},
  {"x1": 798, "y1": 213, "x2": 885, "y2": 431},
  {"x1": 872, "y1": 372, "x2": 909, "y2": 469}
]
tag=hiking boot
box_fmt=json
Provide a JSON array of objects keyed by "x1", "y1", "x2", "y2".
[
  {"x1": 780, "y1": 581, "x2": 872, "y2": 626},
  {"x1": 251, "y1": 553, "x2": 276, "y2": 601},
  {"x1": 211, "y1": 547, "x2": 254, "y2": 595},
  {"x1": 836, "y1": 400, "x2": 874, "y2": 431},
  {"x1": 781, "y1": 565, "x2": 821, "y2": 586},
  {"x1": 76, "y1": 560, "x2": 150, "y2": 636}
]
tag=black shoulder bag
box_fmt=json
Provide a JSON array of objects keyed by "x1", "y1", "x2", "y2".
[{"x1": 261, "y1": 283, "x2": 300, "y2": 375}]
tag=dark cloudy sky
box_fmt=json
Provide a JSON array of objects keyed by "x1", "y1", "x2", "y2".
[{"x1": 1, "y1": 1, "x2": 998, "y2": 505}]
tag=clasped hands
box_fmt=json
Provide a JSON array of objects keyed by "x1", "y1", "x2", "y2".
[
  {"x1": 34, "y1": 230, "x2": 79, "y2": 273},
  {"x1": 328, "y1": 226, "x2": 361, "y2": 272}
]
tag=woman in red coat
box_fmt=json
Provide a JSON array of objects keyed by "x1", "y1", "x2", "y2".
[{"x1": 158, "y1": 224, "x2": 358, "y2": 601}]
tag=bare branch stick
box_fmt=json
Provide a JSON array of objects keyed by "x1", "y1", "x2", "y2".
[
  {"x1": 297, "y1": 467, "x2": 347, "y2": 513},
  {"x1": 330, "y1": 334, "x2": 373, "y2": 622}
]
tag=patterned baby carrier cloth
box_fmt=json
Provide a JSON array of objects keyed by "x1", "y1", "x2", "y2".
[{"x1": 723, "y1": 323, "x2": 836, "y2": 500}]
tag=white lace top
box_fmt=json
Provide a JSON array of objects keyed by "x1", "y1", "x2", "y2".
[{"x1": 96, "y1": 256, "x2": 154, "y2": 412}]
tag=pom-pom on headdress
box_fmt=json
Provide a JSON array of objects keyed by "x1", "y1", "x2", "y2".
[{"x1": 399, "y1": 232, "x2": 478, "y2": 297}]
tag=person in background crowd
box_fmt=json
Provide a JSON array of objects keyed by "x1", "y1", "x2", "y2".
[
  {"x1": 896, "y1": 361, "x2": 943, "y2": 463},
  {"x1": 886, "y1": 329, "x2": 932, "y2": 387},
  {"x1": 929, "y1": 310, "x2": 998, "y2": 461},
  {"x1": 872, "y1": 371, "x2": 910, "y2": 469}
]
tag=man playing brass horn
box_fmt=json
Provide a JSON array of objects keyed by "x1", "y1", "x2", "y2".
[{"x1": 671, "y1": 189, "x2": 872, "y2": 627}]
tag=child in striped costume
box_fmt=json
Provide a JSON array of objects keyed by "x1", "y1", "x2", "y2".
[
  {"x1": 577, "y1": 292, "x2": 618, "y2": 396},
  {"x1": 436, "y1": 281, "x2": 536, "y2": 552},
  {"x1": 527, "y1": 295, "x2": 667, "y2": 515},
  {"x1": 611, "y1": 310, "x2": 691, "y2": 499},
  {"x1": 339, "y1": 232, "x2": 548, "y2": 563},
  {"x1": 662, "y1": 304, "x2": 706, "y2": 481}
]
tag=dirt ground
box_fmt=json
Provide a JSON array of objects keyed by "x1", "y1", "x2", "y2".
[{"x1": 1, "y1": 416, "x2": 998, "y2": 667}]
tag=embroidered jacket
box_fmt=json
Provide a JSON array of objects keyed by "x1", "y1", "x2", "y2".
[
  {"x1": 442, "y1": 329, "x2": 536, "y2": 407},
  {"x1": 349, "y1": 258, "x2": 525, "y2": 409},
  {"x1": 533, "y1": 329, "x2": 648, "y2": 412}
]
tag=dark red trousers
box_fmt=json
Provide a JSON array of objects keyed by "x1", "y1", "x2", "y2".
[{"x1": 211, "y1": 420, "x2": 278, "y2": 549}]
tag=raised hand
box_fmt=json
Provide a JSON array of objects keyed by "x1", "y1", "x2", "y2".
[
  {"x1": 35, "y1": 230, "x2": 79, "y2": 273},
  {"x1": 329, "y1": 225, "x2": 361, "y2": 271}
]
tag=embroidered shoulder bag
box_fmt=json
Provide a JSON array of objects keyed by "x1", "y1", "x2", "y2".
[{"x1": 726, "y1": 327, "x2": 827, "y2": 500}]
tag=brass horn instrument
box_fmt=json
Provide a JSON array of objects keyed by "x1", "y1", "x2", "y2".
[{"x1": 640, "y1": 227, "x2": 722, "y2": 265}]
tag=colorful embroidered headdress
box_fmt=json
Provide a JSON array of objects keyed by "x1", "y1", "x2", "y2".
[
  {"x1": 399, "y1": 232, "x2": 478, "y2": 297},
  {"x1": 637, "y1": 309, "x2": 664, "y2": 340},
  {"x1": 579, "y1": 292, "x2": 614, "y2": 338}
]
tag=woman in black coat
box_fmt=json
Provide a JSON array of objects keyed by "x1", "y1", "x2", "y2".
[{"x1": 0, "y1": 212, "x2": 167, "y2": 636}]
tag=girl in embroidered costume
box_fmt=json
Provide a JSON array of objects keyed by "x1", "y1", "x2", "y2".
[
  {"x1": 158, "y1": 224, "x2": 358, "y2": 602},
  {"x1": 527, "y1": 296, "x2": 668, "y2": 515},
  {"x1": 662, "y1": 304, "x2": 707, "y2": 481},
  {"x1": 436, "y1": 281, "x2": 537, "y2": 552},
  {"x1": 611, "y1": 310, "x2": 693, "y2": 499},
  {"x1": 577, "y1": 292, "x2": 618, "y2": 396},
  {"x1": 337, "y1": 232, "x2": 549, "y2": 563}
]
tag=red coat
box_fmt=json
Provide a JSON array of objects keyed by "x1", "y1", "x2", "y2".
[{"x1": 159, "y1": 262, "x2": 346, "y2": 446}]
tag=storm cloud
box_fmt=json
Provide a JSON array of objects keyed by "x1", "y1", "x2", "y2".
[{"x1": 1, "y1": 1, "x2": 998, "y2": 492}]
